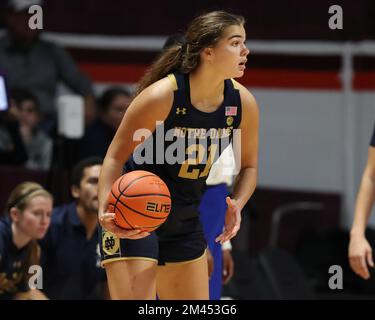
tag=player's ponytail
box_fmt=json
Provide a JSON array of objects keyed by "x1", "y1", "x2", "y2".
[
  {"x1": 136, "y1": 10, "x2": 245, "y2": 95},
  {"x1": 136, "y1": 43, "x2": 185, "y2": 95}
]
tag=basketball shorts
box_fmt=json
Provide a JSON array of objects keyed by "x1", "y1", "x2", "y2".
[{"x1": 99, "y1": 204, "x2": 207, "y2": 266}]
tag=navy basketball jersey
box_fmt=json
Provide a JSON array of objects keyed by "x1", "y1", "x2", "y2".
[
  {"x1": 0, "y1": 218, "x2": 29, "y2": 299},
  {"x1": 126, "y1": 71, "x2": 242, "y2": 207},
  {"x1": 371, "y1": 123, "x2": 375, "y2": 147}
]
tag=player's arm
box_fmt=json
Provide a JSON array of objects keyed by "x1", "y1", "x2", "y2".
[
  {"x1": 230, "y1": 85, "x2": 259, "y2": 210},
  {"x1": 351, "y1": 147, "x2": 375, "y2": 237},
  {"x1": 98, "y1": 78, "x2": 174, "y2": 238},
  {"x1": 349, "y1": 146, "x2": 375, "y2": 279},
  {"x1": 216, "y1": 84, "x2": 259, "y2": 244}
]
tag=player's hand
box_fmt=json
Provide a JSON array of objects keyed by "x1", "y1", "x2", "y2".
[
  {"x1": 348, "y1": 235, "x2": 374, "y2": 280},
  {"x1": 215, "y1": 197, "x2": 241, "y2": 244},
  {"x1": 222, "y1": 249, "x2": 234, "y2": 284},
  {"x1": 99, "y1": 211, "x2": 150, "y2": 239},
  {"x1": 206, "y1": 248, "x2": 214, "y2": 279}
]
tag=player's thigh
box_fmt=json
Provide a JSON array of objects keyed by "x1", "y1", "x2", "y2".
[
  {"x1": 105, "y1": 259, "x2": 157, "y2": 300},
  {"x1": 156, "y1": 251, "x2": 209, "y2": 300}
]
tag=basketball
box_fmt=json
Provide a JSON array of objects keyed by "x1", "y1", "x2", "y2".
[{"x1": 107, "y1": 170, "x2": 171, "y2": 232}]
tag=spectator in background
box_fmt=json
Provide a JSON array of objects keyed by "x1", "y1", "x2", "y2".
[
  {"x1": 0, "y1": 109, "x2": 28, "y2": 166},
  {"x1": 0, "y1": 181, "x2": 53, "y2": 300},
  {"x1": 0, "y1": 0, "x2": 96, "y2": 132},
  {"x1": 57, "y1": 87, "x2": 132, "y2": 172},
  {"x1": 76, "y1": 87, "x2": 132, "y2": 161},
  {"x1": 10, "y1": 88, "x2": 52, "y2": 170},
  {"x1": 40, "y1": 157, "x2": 107, "y2": 299}
]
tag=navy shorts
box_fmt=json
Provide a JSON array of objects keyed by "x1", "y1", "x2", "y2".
[{"x1": 99, "y1": 205, "x2": 207, "y2": 266}]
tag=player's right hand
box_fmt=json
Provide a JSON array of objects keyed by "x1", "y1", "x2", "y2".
[
  {"x1": 99, "y1": 212, "x2": 150, "y2": 239},
  {"x1": 348, "y1": 235, "x2": 374, "y2": 280}
]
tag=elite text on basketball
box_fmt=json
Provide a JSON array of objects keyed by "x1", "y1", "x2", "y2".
[{"x1": 146, "y1": 202, "x2": 171, "y2": 214}]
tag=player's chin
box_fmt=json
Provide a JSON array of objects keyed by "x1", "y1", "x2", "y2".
[
  {"x1": 231, "y1": 69, "x2": 245, "y2": 78},
  {"x1": 236, "y1": 69, "x2": 245, "y2": 78}
]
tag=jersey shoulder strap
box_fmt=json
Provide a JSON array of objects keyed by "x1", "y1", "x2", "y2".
[{"x1": 225, "y1": 78, "x2": 242, "y2": 129}]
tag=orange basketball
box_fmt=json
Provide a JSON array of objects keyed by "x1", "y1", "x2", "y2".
[{"x1": 107, "y1": 170, "x2": 171, "y2": 232}]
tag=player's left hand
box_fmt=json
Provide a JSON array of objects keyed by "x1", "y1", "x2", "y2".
[
  {"x1": 215, "y1": 197, "x2": 241, "y2": 244},
  {"x1": 222, "y1": 249, "x2": 234, "y2": 284},
  {"x1": 207, "y1": 248, "x2": 214, "y2": 279}
]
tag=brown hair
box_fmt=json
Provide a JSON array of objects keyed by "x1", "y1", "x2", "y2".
[
  {"x1": 6, "y1": 182, "x2": 53, "y2": 283},
  {"x1": 136, "y1": 11, "x2": 245, "y2": 95}
]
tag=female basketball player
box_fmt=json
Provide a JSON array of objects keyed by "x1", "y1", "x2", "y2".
[
  {"x1": 163, "y1": 33, "x2": 236, "y2": 300},
  {"x1": 0, "y1": 182, "x2": 53, "y2": 299},
  {"x1": 98, "y1": 10, "x2": 259, "y2": 299},
  {"x1": 349, "y1": 124, "x2": 375, "y2": 280}
]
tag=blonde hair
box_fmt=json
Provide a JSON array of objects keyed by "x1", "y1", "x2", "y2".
[{"x1": 6, "y1": 181, "x2": 52, "y2": 212}]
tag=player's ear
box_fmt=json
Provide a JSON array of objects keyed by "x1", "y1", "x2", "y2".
[
  {"x1": 202, "y1": 47, "x2": 214, "y2": 61},
  {"x1": 71, "y1": 185, "x2": 80, "y2": 199}
]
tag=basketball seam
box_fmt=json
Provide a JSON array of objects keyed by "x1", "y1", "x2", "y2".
[
  {"x1": 113, "y1": 174, "x2": 127, "y2": 223},
  {"x1": 120, "y1": 173, "x2": 157, "y2": 195},
  {"x1": 111, "y1": 190, "x2": 168, "y2": 220},
  {"x1": 110, "y1": 203, "x2": 164, "y2": 229},
  {"x1": 121, "y1": 193, "x2": 171, "y2": 199},
  {"x1": 113, "y1": 173, "x2": 146, "y2": 221},
  {"x1": 115, "y1": 204, "x2": 135, "y2": 229}
]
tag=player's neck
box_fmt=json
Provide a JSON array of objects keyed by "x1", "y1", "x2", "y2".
[{"x1": 189, "y1": 68, "x2": 225, "y2": 110}]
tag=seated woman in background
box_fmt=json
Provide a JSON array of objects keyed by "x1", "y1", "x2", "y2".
[{"x1": 0, "y1": 182, "x2": 53, "y2": 299}]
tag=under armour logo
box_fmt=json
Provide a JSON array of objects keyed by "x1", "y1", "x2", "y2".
[
  {"x1": 104, "y1": 236, "x2": 115, "y2": 250},
  {"x1": 176, "y1": 107, "x2": 187, "y2": 115}
]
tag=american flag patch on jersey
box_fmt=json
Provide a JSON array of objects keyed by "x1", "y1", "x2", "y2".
[{"x1": 225, "y1": 106, "x2": 237, "y2": 116}]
